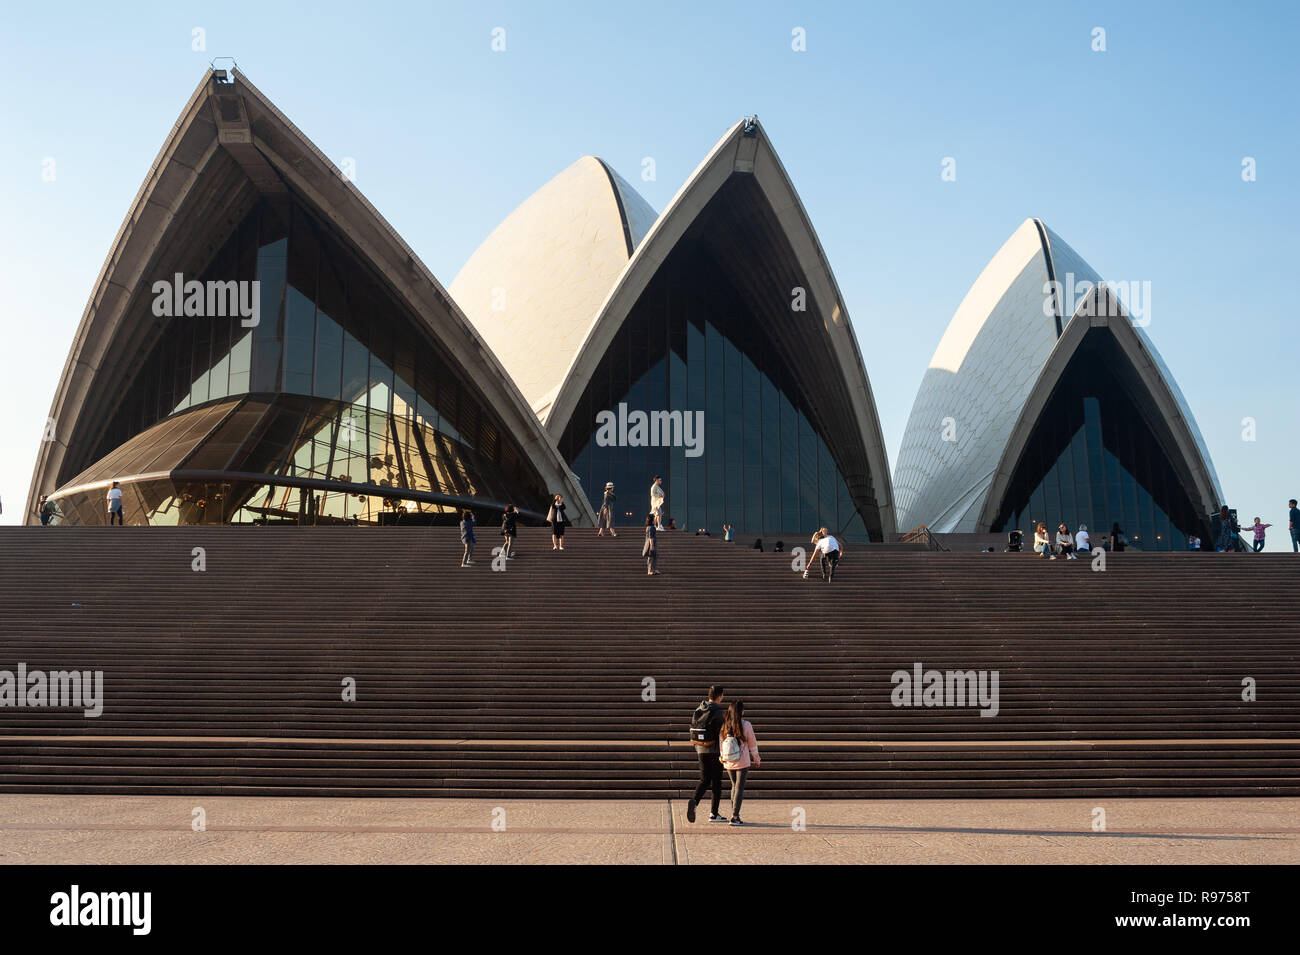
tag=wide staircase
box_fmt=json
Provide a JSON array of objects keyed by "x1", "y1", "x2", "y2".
[{"x1": 0, "y1": 526, "x2": 1296, "y2": 798}]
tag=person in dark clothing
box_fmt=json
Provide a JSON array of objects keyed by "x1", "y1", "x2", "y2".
[
  {"x1": 1289, "y1": 499, "x2": 1300, "y2": 553},
  {"x1": 1215, "y1": 506, "x2": 1239, "y2": 553},
  {"x1": 500, "y1": 505, "x2": 518, "y2": 559},
  {"x1": 459, "y1": 510, "x2": 476, "y2": 567},
  {"x1": 687, "y1": 685, "x2": 727, "y2": 823},
  {"x1": 597, "y1": 482, "x2": 618, "y2": 537},
  {"x1": 36, "y1": 495, "x2": 56, "y2": 526},
  {"x1": 752, "y1": 538, "x2": 763, "y2": 552},
  {"x1": 643, "y1": 514, "x2": 659, "y2": 575},
  {"x1": 547, "y1": 495, "x2": 568, "y2": 551},
  {"x1": 1109, "y1": 522, "x2": 1126, "y2": 553}
]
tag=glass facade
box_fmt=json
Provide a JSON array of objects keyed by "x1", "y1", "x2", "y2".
[
  {"x1": 558, "y1": 242, "x2": 868, "y2": 540},
  {"x1": 49, "y1": 393, "x2": 541, "y2": 525},
  {"x1": 990, "y1": 336, "x2": 1212, "y2": 550},
  {"x1": 54, "y1": 198, "x2": 548, "y2": 523}
]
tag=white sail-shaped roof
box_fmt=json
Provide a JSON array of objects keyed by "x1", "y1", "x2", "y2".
[
  {"x1": 894, "y1": 219, "x2": 1084, "y2": 531},
  {"x1": 978, "y1": 283, "x2": 1224, "y2": 531},
  {"x1": 544, "y1": 118, "x2": 897, "y2": 539},
  {"x1": 27, "y1": 69, "x2": 596, "y2": 524},
  {"x1": 450, "y1": 119, "x2": 897, "y2": 538},
  {"x1": 895, "y1": 218, "x2": 1220, "y2": 533},
  {"x1": 448, "y1": 157, "x2": 658, "y2": 422}
]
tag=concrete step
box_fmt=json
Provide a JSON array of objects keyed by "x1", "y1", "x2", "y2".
[{"x1": 1, "y1": 526, "x2": 1296, "y2": 797}]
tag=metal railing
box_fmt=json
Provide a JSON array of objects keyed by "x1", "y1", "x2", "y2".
[{"x1": 891, "y1": 524, "x2": 948, "y2": 552}]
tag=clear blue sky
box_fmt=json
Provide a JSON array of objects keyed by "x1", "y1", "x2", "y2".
[{"x1": 2, "y1": 1, "x2": 1296, "y2": 542}]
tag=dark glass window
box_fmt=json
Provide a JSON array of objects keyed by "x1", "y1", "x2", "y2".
[
  {"x1": 69, "y1": 197, "x2": 550, "y2": 515},
  {"x1": 560, "y1": 239, "x2": 867, "y2": 538},
  {"x1": 991, "y1": 333, "x2": 1209, "y2": 550}
]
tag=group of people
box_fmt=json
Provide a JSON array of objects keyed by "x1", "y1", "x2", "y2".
[
  {"x1": 1023, "y1": 500, "x2": 1300, "y2": 558},
  {"x1": 460, "y1": 477, "x2": 669, "y2": 574},
  {"x1": 597, "y1": 478, "x2": 666, "y2": 575},
  {"x1": 36, "y1": 482, "x2": 122, "y2": 526},
  {"x1": 688, "y1": 685, "x2": 760, "y2": 826},
  {"x1": 459, "y1": 504, "x2": 521, "y2": 567},
  {"x1": 458, "y1": 495, "x2": 596, "y2": 566},
  {"x1": 1030, "y1": 521, "x2": 1105, "y2": 559},
  {"x1": 42, "y1": 472, "x2": 1300, "y2": 559},
  {"x1": 1212, "y1": 502, "x2": 1300, "y2": 553}
]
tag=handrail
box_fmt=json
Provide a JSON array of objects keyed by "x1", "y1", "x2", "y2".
[{"x1": 893, "y1": 524, "x2": 948, "y2": 552}]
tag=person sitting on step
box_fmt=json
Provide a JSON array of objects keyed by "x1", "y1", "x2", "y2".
[
  {"x1": 1034, "y1": 522, "x2": 1056, "y2": 560},
  {"x1": 1056, "y1": 523, "x2": 1077, "y2": 560}
]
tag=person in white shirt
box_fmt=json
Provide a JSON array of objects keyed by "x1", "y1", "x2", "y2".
[
  {"x1": 1075, "y1": 524, "x2": 1091, "y2": 553},
  {"x1": 1034, "y1": 522, "x2": 1055, "y2": 559},
  {"x1": 106, "y1": 481, "x2": 124, "y2": 526},
  {"x1": 803, "y1": 527, "x2": 843, "y2": 582},
  {"x1": 649, "y1": 476, "x2": 665, "y2": 530}
]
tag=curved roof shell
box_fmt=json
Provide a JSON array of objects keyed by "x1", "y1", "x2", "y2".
[
  {"x1": 977, "y1": 283, "x2": 1224, "y2": 532},
  {"x1": 541, "y1": 119, "x2": 897, "y2": 538},
  {"x1": 448, "y1": 157, "x2": 657, "y2": 422},
  {"x1": 895, "y1": 218, "x2": 1220, "y2": 533},
  {"x1": 27, "y1": 70, "x2": 595, "y2": 524}
]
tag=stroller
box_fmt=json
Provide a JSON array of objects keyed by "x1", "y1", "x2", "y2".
[{"x1": 1006, "y1": 529, "x2": 1024, "y2": 553}]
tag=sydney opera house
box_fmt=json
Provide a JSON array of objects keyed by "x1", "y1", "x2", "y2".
[
  {"x1": 893, "y1": 220, "x2": 1224, "y2": 550},
  {"x1": 26, "y1": 70, "x2": 1223, "y2": 549}
]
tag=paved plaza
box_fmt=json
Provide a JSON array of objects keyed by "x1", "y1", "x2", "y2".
[{"x1": 0, "y1": 795, "x2": 1295, "y2": 865}]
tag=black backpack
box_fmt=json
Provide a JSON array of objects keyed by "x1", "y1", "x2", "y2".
[{"x1": 690, "y1": 702, "x2": 722, "y2": 746}]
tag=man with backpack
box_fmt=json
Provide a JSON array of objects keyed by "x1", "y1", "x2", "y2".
[{"x1": 687, "y1": 685, "x2": 727, "y2": 823}]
